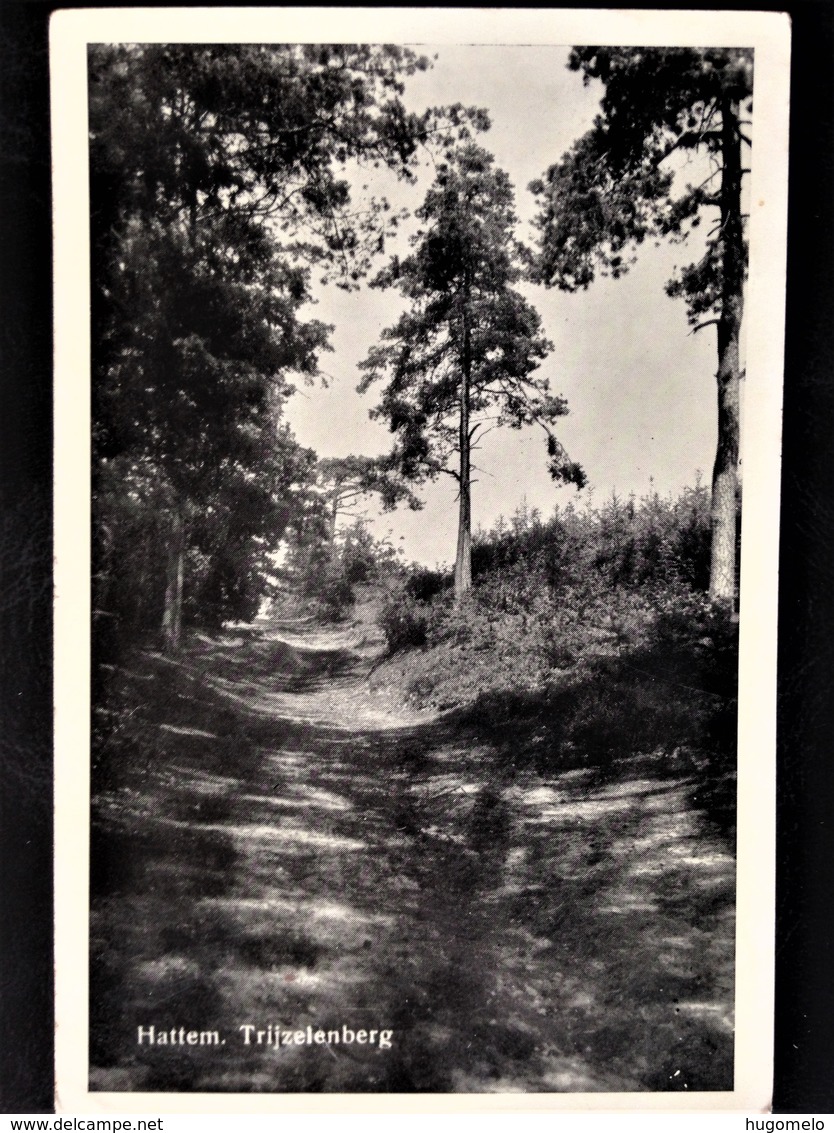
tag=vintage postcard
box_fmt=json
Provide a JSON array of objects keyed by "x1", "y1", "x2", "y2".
[{"x1": 52, "y1": 8, "x2": 790, "y2": 1112}]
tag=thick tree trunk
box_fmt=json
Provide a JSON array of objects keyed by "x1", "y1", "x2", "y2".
[
  {"x1": 454, "y1": 290, "x2": 473, "y2": 599},
  {"x1": 709, "y1": 95, "x2": 745, "y2": 611},
  {"x1": 162, "y1": 505, "x2": 185, "y2": 652}
]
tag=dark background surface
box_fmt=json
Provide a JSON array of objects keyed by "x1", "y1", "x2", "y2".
[
  {"x1": 0, "y1": 0, "x2": 831, "y2": 1114},
  {"x1": 773, "y1": 0, "x2": 834, "y2": 1112},
  {"x1": 1, "y1": 1, "x2": 55, "y2": 1114}
]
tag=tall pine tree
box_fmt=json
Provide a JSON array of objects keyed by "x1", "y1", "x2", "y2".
[
  {"x1": 530, "y1": 47, "x2": 753, "y2": 610},
  {"x1": 359, "y1": 144, "x2": 584, "y2": 598}
]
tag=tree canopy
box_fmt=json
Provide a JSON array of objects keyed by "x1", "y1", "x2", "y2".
[{"x1": 89, "y1": 44, "x2": 487, "y2": 645}]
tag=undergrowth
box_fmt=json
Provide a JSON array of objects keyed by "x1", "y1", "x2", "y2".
[{"x1": 375, "y1": 485, "x2": 738, "y2": 810}]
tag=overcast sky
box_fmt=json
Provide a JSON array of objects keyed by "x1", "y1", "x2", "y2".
[{"x1": 284, "y1": 45, "x2": 718, "y2": 569}]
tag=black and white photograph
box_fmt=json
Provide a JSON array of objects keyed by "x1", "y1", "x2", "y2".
[{"x1": 51, "y1": 8, "x2": 789, "y2": 1111}]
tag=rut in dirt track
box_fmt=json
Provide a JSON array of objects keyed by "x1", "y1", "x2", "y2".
[{"x1": 90, "y1": 611, "x2": 735, "y2": 1094}]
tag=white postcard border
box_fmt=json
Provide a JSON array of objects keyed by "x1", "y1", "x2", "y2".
[{"x1": 52, "y1": 7, "x2": 790, "y2": 1113}]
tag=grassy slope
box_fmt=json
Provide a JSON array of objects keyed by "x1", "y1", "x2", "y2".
[{"x1": 89, "y1": 600, "x2": 735, "y2": 1093}]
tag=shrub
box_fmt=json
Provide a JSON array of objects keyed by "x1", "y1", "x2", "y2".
[
  {"x1": 375, "y1": 483, "x2": 731, "y2": 739},
  {"x1": 314, "y1": 568, "x2": 355, "y2": 621},
  {"x1": 378, "y1": 591, "x2": 431, "y2": 651},
  {"x1": 404, "y1": 566, "x2": 451, "y2": 603},
  {"x1": 339, "y1": 521, "x2": 403, "y2": 585}
]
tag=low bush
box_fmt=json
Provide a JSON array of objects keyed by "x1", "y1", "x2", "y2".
[
  {"x1": 404, "y1": 566, "x2": 452, "y2": 603},
  {"x1": 314, "y1": 568, "x2": 356, "y2": 621},
  {"x1": 378, "y1": 590, "x2": 431, "y2": 651}
]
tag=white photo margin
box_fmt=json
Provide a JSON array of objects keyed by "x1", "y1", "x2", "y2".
[{"x1": 52, "y1": 6, "x2": 790, "y2": 1114}]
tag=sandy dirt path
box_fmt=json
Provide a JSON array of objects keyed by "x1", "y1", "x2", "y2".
[{"x1": 90, "y1": 611, "x2": 735, "y2": 1094}]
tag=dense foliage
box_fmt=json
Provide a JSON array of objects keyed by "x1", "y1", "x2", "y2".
[
  {"x1": 89, "y1": 44, "x2": 486, "y2": 650},
  {"x1": 276, "y1": 453, "x2": 416, "y2": 619},
  {"x1": 376, "y1": 483, "x2": 736, "y2": 785},
  {"x1": 282, "y1": 516, "x2": 405, "y2": 621},
  {"x1": 384, "y1": 484, "x2": 710, "y2": 646}
]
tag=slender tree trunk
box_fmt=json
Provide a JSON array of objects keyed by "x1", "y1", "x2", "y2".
[
  {"x1": 709, "y1": 95, "x2": 744, "y2": 611},
  {"x1": 327, "y1": 498, "x2": 339, "y2": 562},
  {"x1": 159, "y1": 178, "x2": 194, "y2": 650},
  {"x1": 454, "y1": 285, "x2": 473, "y2": 599},
  {"x1": 133, "y1": 522, "x2": 153, "y2": 633},
  {"x1": 162, "y1": 505, "x2": 185, "y2": 652},
  {"x1": 186, "y1": 172, "x2": 198, "y2": 253}
]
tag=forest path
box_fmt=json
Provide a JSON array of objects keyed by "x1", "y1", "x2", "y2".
[{"x1": 91, "y1": 607, "x2": 735, "y2": 1095}]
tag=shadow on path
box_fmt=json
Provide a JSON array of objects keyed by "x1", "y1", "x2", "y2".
[{"x1": 90, "y1": 613, "x2": 734, "y2": 1093}]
